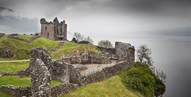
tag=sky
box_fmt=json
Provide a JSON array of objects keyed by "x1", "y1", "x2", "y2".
[{"x1": 0, "y1": 0, "x2": 191, "y2": 41}]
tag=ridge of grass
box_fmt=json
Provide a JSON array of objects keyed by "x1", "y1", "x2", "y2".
[
  {"x1": 0, "y1": 75, "x2": 62, "y2": 87},
  {"x1": 0, "y1": 61, "x2": 29, "y2": 73}
]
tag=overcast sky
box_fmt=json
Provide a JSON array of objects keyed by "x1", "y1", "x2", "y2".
[{"x1": 0, "y1": 0, "x2": 191, "y2": 40}]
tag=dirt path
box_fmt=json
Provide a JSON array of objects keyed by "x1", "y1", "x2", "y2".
[{"x1": 0, "y1": 59, "x2": 30, "y2": 63}]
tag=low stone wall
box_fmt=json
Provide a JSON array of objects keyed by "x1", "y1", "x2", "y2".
[
  {"x1": 96, "y1": 46, "x2": 115, "y2": 55},
  {"x1": 51, "y1": 84, "x2": 78, "y2": 97},
  {"x1": 0, "y1": 85, "x2": 31, "y2": 97},
  {"x1": 62, "y1": 52, "x2": 111, "y2": 64},
  {"x1": 81, "y1": 61, "x2": 131, "y2": 85}
]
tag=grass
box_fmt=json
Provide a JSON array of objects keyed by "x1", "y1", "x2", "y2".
[
  {"x1": 0, "y1": 75, "x2": 62, "y2": 87},
  {"x1": 61, "y1": 76, "x2": 143, "y2": 97},
  {"x1": 0, "y1": 36, "x2": 59, "y2": 60},
  {"x1": 0, "y1": 90, "x2": 12, "y2": 97},
  {"x1": 0, "y1": 61, "x2": 29, "y2": 72},
  {"x1": 15, "y1": 35, "x2": 33, "y2": 40},
  {"x1": 52, "y1": 42, "x2": 98, "y2": 59},
  {"x1": 32, "y1": 37, "x2": 59, "y2": 51}
]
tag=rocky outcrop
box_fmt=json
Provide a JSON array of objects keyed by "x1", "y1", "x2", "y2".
[
  {"x1": 31, "y1": 58, "x2": 51, "y2": 97},
  {"x1": 0, "y1": 48, "x2": 14, "y2": 58}
]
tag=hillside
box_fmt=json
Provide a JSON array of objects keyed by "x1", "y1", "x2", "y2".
[
  {"x1": 61, "y1": 76, "x2": 143, "y2": 97},
  {"x1": 0, "y1": 35, "x2": 98, "y2": 60}
]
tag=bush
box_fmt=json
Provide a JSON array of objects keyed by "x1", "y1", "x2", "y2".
[
  {"x1": 119, "y1": 62, "x2": 165, "y2": 97},
  {"x1": 98, "y1": 40, "x2": 113, "y2": 48}
]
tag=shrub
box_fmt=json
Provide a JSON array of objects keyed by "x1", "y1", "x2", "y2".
[{"x1": 119, "y1": 62, "x2": 165, "y2": 97}]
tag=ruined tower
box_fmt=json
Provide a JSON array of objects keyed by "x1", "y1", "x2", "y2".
[{"x1": 40, "y1": 17, "x2": 67, "y2": 41}]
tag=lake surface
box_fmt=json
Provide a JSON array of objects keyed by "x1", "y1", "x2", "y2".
[{"x1": 110, "y1": 35, "x2": 191, "y2": 97}]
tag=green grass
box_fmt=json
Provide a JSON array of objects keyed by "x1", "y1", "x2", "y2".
[
  {"x1": 0, "y1": 90, "x2": 12, "y2": 97},
  {"x1": 32, "y1": 37, "x2": 59, "y2": 51},
  {"x1": 15, "y1": 35, "x2": 33, "y2": 40},
  {"x1": 0, "y1": 75, "x2": 62, "y2": 87},
  {"x1": 61, "y1": 76, "x2": 143, "y2": 97},
  {"x1": 0, "y1": 36, "x2": 59, "y2": 60},
  {"x1": 0, "y1": 61, "x2": 29, "y2": 72},
  {"x1": 52, "y1": 42, "x2": 98, "y2": 58}
]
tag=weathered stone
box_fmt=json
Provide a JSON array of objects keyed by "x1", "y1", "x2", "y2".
[
  {"x1": 50, "y1": 61, "x2": 69, "y2": 83},
  {"x1": 31, "y1": 58, "x2": 51, "y2": 97},
  {"x1": 115, "y1": 41, "x2": 135, "y2": 63},
  {"x1": 68, "y1": 65, "x2": 82, "y2": 85},
  {"x1": 28, "y1": 48, "x2": 52, "y2": 72},
  {"x1": 0, "y1": 48, "x2": 14, "y2": 58}
]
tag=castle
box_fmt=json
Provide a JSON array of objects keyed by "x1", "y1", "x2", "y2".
[{"x1": 40, "y1": 17, "x2": 67, "y2": 41}]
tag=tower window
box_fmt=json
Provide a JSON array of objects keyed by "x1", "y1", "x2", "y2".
[{"x1": 45, "y1": 27, "x2": 47, "y2": 30}]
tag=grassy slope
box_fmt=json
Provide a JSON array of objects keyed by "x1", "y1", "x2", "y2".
[
  {"x1": 52, "y1": 42, "x2": 98, "y2": 58},
  {"x1": 61, "y1": 76, "x2": 143, "y2": 97},
  {"x1": 0, "y1": 36, "x2": 58, "y2": 60},
  {"x1": 32, "y1": 37, "x2": 58, "y2": 51},
  {"x1": 0, "y1": 75, "x2": 62, "y2": 87},
  {"x1": 0, "y1": 61, "x2": 29, "y2": 72}
]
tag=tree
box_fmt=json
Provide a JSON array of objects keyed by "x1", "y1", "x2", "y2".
[
  {"x1": 137, "y1": 44, "x2": 153, "y2": 66},
  {"x1": 84, "y1": 36, "x2": 93, "y2": 44},
  {"x1": 74, "y1": 32, "x2": 84, "y2": 42},
  {"x1": 98, "y1": 40, "x2": 113, "y2": 48},
  {"x1": 156, "y1": 69, "x2": 167, "y2": 83}
]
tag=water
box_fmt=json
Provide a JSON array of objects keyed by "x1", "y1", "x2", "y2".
[{"x1": 111, "y1": 35, "x2": 191, "y2": 97}]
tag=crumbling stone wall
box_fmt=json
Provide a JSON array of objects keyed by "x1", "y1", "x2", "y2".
[
  {"x1": 31, "y1": 58, "x2": 51, "y2": 97},
  {"x1": 0, "y1": 85, "x2": 31, "y2": 97},
  {"x1": 115, "y1": 41, "x2": 135, "y2": 63},
  {"x1": 50, "y1": 61, "x2": 69, "y2": 83},
  {"x1": 28, "y1": 48, "x2": 69, "y2": 83},
  {"x1": 62, "y1": 51, "x2": 111, "y2": 64}
]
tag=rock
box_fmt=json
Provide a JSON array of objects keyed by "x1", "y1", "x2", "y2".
[
  {"x1": 68, "y1": 65, "x2": 82, "y2": 85},
  {"x1": 0, "y1": 48, "x2": 14, "y2": 58}
]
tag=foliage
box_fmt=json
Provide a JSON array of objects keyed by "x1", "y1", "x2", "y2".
[
  {"x1": 73, "y1": 32, "x2": 84, "y2": 42},
  {"x1": 98, "y1": 40, "x2": 113, "y2": 48},
  {"x1": 0, "y1": 61, "x2": 29, "y2": 72},
  {"x1": 155, "y1": 69, "x2": 167, "y2": 83},
  {"x1": 61, "y1": 76, "x2": 143, "y2": 97},
  {"x1": 73, "y1": 32, "x2": 93, "y2": 44},
  {"x1": 0, "y1": 75, "x2": 62, "y2": 87},
  {"x1": 119, "y1": 62, "x2": 166, "y2": 97},
  {"x1": 137, "y1": 45, "x2": 153, "y2": 66},
  {"x1": 83, "y1": 36, "x2": 93, "y2": 44}
]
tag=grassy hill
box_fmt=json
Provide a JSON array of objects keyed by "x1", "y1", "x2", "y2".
[
  {"x1": 61, "y1": 76, "x2": 143, "y2": 97},
  {"x1": 0, "y1": 35, "x2": 98, "y2": 60}
]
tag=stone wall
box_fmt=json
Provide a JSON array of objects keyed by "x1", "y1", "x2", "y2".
[
  {"x1": 62, "y1": 52, "x2": 111, "y2": 64},
  {"x1": 31, "y1": 58, "x2": 51, "y2": 97},
  {"x1": 50, "y1": 61, "x2": 69, "y2": 83},
  {"x1": 115, "y1": 41, "x2": 135, "y2": 64},
  {"x1": 0, "y1": 85, "x2": 31, "y2": 97}
]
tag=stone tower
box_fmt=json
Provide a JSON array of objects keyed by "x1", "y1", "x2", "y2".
[{"x1": 40, "y1": 17, "x2": 67, "y2": 41}]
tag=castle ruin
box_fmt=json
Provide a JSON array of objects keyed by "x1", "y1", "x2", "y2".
[{"x1": 40, "y1": 17, "x2": 67, "y2": 41}]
